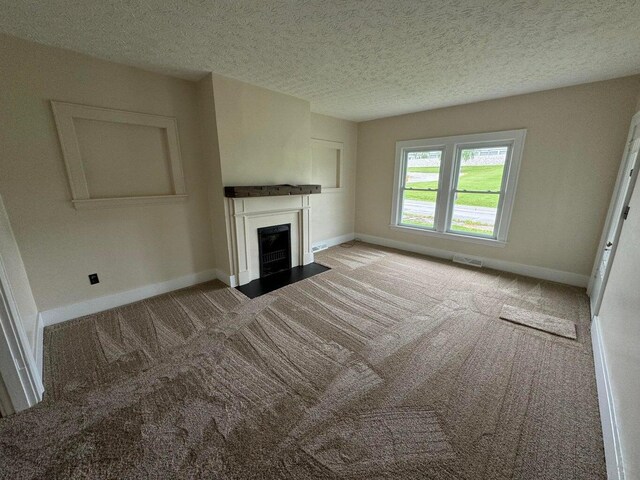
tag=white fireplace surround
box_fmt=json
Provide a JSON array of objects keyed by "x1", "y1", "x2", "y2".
[{"x1": 227, "y1": 195, "x2": 314, "y2": 286}]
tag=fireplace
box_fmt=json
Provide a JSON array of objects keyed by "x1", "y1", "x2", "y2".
[
  {"x1": 225, "y1": 194, "x2": 314, "y2": 286},
  {"x1": 258, "y1": 224, "x2": 292, "y2": 277}
]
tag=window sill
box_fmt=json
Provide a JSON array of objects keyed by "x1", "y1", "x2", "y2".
[{"x1": 389, "y1": 224, "x2": 507, "y2": 247}]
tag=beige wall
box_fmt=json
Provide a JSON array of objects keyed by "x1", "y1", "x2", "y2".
[
  {"x1": 197, "y1": 75, "x2": 232, "y2": 275},
  {"x1": 310, "y1": 114, "x2": 357, "y2": 244},
  {"x1": 2, "y1": 32, "x2": 637, "y2": 314},
  {"x1": 0, "y1": 194, "x2": 38, "y2": 351},
  {"x1": 208, "y1": 74, "x2": 318, "y2": 276},
  {"x1": 211, "y1": 74, "x2": 312, "y2": 186},
  {"x1": 598, "y1": 179, "x2": 640, "y2": 478},
  {"x1": 0, "y1": 34, "x2": 216, "y2": 311},
  {"x1": 356, "y1": 76, "x2": 640, "y2": 277}
]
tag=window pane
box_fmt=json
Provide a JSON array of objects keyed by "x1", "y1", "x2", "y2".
[
  {"x1": 405, "y1": 150, "x2": 441, "y2": 188},
  {"x1": 456, "y1": 146, "x2": 508, "y2": 192},
  {"x1": 449, "y1": 193, "x2": 499, "y2": 236},
  {"x1": 401, "y1": 190, "x2": 436, "y2": 229}
]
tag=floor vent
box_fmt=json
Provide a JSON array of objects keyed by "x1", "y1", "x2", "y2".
[
  {"x1": 312, "y1": 244, "x2": 328, "y2": 253},
  {"x1": 452, "y1": 255, "x2": 483, "y2": 268}
]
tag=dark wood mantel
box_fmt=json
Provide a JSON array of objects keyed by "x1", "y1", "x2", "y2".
[{"x1": 224, "y1": 184, "x2": 321, "y2": 198}]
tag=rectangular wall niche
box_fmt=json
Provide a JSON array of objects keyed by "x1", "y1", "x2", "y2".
[
  {"x1": 311, "y1": 138, "x2": 343, "y2": 192},
  {"x1": 51, "y1": 101, "x2": 187, "y2": 209}
]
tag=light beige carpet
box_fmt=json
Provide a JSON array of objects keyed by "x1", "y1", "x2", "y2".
[
  {"x1": 500, "y1": 304, "x2": 577, "y2": 339},
  {"x1": 0, "y1": 242, "x2": 605, "y2": 479}
]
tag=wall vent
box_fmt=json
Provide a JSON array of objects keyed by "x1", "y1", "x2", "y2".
[{"x1": 452, "y1": 255, "x2": 483, "y2": 268}]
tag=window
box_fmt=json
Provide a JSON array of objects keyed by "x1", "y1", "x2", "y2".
[{"x1": 391, "y1": 130, "x2": 526, "y2": 246}]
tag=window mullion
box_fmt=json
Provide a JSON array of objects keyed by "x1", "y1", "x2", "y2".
[
  {"x1": 436, "y1": 145, "x2": 455, "y2": 232},
  {"x1": 494, "y1": 144, "x2": 513, "y2": 241},
  {"x1": 446, "y1": 145, "x2": 464, "y2": 233}
]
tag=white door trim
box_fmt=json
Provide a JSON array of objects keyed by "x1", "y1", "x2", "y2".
[
  {"x1": 591, "y1": 316, "x2": 625, "y2": 480},
  {"x1": 588, "y1": 110, "x2": 640, "y2": 315},
  {"x1": 0, "y1": 253, "x2": 43, "y2": 413},
  {"x1": 0, "y1": 370, "x2": 13, "y2": 417}
]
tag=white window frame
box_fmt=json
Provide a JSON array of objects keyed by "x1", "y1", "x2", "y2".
[{"x1": 390, "y1": 129, "x2": 526, "y2": 247}]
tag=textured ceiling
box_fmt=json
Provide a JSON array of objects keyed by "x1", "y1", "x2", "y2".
[{"x1": 1, "y1": 1, "x2": 640, "y2": 121}]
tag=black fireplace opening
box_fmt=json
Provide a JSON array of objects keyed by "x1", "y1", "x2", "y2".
[{"x1": 258, "y1": 224, "x2": 292, "y2": 277}]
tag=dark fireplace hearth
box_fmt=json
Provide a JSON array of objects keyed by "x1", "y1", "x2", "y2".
[{"x1": 258, "y1": 224, "x2": 291, "y2": 277}]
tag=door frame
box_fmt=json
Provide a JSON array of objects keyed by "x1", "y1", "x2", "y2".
[
  {"x1": 0, "y1": 247, "x2": 42, "y2": 414},
  {"x1": 588, "y1": 110, "x2": 640, "y2": 316},
  {"x1": 0, "y1": 368, "x2": 14, "y2": 417}
]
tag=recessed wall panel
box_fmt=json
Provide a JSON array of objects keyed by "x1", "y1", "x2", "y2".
[{"x1": 73, "y1": 118, "x2": 173, "y2": 198}]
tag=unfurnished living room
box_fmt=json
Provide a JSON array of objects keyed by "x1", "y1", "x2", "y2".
[{"x1": 1, "y1": 2, "x2": 640, "y2": 479}]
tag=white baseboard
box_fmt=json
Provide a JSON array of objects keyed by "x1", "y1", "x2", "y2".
[
  {"x1": 34, "y1": 313, "x2": 44, "y2": 392},
  {"x1": 39, "y1": 269, "x2": 218, "y2": 328},
  {"x1": 215, "y1": 269, "x2": 237, "y2": 287},
  {"x1": 313, "y1": 233, "x2": 356, "y2": 251},
  {"x1": 354, "y1": 233, "x2": 589, "y2": 287},
  {"x1": 591, "y1": 316, "x2": 624, "y2": 480}
]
